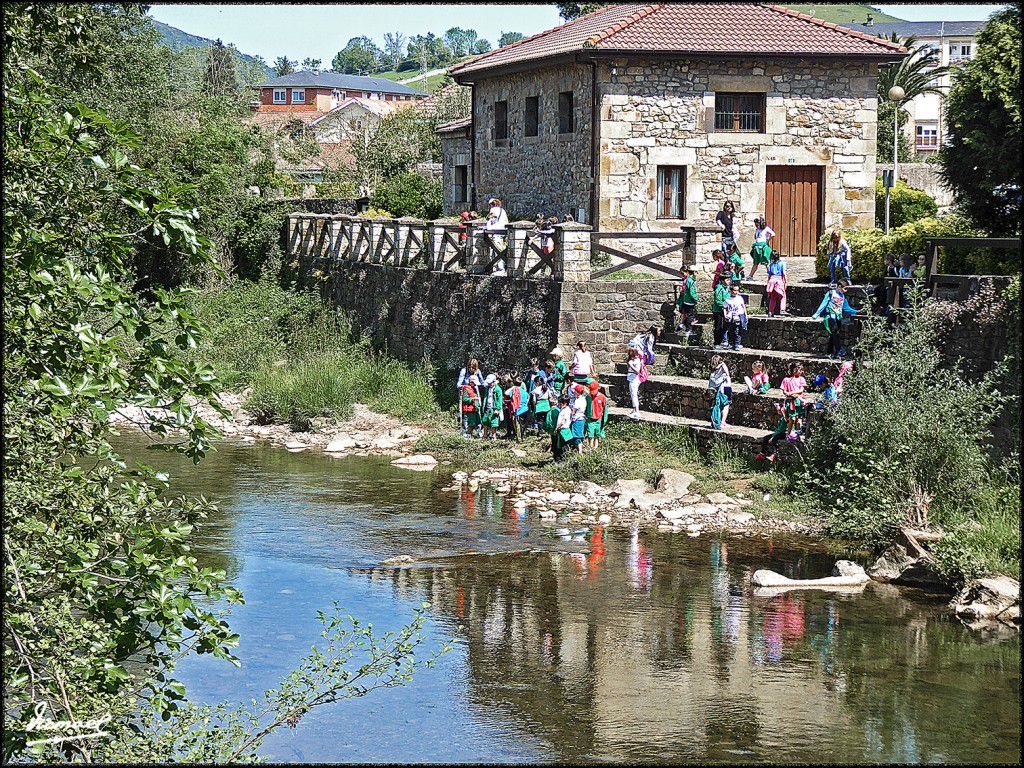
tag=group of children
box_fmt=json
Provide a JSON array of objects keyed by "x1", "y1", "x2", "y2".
[
  {"x1": 705, "y1": 354, "x2": 852, "y2": 461},
  {"x1": 457, "y1": 346, "x2": 609, "y2": 461}
]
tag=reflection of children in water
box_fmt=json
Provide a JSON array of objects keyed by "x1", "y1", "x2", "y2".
[
  {"x1": 626, "y1": 527, "x2": 653, "y2": 591},
  {"x1": 460, "y1": 486, "x2": 476, "y2": 518},
  {"x1": 455, "y1": 586, "x2": 466, "y2": 619},
  {"x1": 587, "y1": 526, "x2": 606, "y2": 582},
  {"x1": 753, "y1": 593, "x2": 807, "y2": 664}
]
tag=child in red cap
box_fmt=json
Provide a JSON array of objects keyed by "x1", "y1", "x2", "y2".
[{"x1": 585, "y1": 380, "x2": 607, "y2": 449}]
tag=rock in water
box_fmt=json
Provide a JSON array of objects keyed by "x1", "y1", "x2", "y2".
[
  {"x1": 325, "y1": 435, "x2": 357, "y2": 452},
  {"x1": 285, "y1": 440, "x2": 309, "y2": 451},
  {"x1": 371, "y1": 435, "x2": 401, "y2": 450},
  {"x1": 832, "y1": 560, "x2": 869, "y2": 580},
  {"x1": 952, "y1": 576, "x2": 1021, "y2": 625},
  {"x1": 391, "y1": 454, "x2": 438, "y2": 466},
  {"x1": 382, "y1": 555, "x2": 414, "y2": 566}
]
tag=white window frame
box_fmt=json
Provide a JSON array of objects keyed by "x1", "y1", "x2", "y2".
[
  {"x1": 915, "y1": 123, "x2": 939, "y2": 148},
  {"x1": 272, "y1": 88, "x2": 287, "y2": 104},
  {"x1": 291, "y1": 88, "x2": 305, "y2": 104}
]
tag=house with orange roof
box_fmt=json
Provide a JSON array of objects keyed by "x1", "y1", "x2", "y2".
[{"x1": 444, "y1": 3, "x2": 907, "y2": 259}]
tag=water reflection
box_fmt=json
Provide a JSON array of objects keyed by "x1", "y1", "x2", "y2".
[{"x1": 111, "y1": 434, "x2": 1020, "y2": 764}]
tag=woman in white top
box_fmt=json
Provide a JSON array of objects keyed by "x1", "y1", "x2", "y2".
[
  {"x1": 483, "y1": 197, "x2": 509, "y2": 275},
  {"x1": 626, "y1": 346, "x2": 644, "y2": 419},
  {"x1": 748, "y1": 216, "x2": 776, "y2": 281},
  {"x1": 570, "y1": 340, "x2": 594, "y2": 386}
]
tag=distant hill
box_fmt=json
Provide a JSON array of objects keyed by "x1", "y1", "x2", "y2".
[
  {"x1": 150, "y1": 18, "x2": 272, "y2": 79},
  {"x1": 782, "y1": 5, "x2": 904, "y2": 25}
]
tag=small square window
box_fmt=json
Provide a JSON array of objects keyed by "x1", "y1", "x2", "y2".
[
  {"x1": 454, "y1": 165, "x2": 468, "y2": 203},
  {"x1": 714, "y1": 93, "x2": 765, "y2": 132},
  {"x1": 273, "y1": 89, "x2": 287, "y2": 104},
  {"x1": 291, "y1": 88, "x2": 305, "y2": 104},
  {"x1": 558, "y1": 91, "x2": 574, "y2": 134},
  {"x1": 656, "y1": 166, "x2": 686, "y2": 218},
  {"x1": 494, "y1": 100, "x2": 508, "y2": 141},
  {"x1": 525, "y1": 95, "x2": 539, "y2": 137}
]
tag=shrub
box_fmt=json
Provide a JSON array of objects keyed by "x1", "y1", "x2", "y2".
[
  {"x1": 370, "y1": 172, "x2": 443, "y2": 220},
  {"x1": 874, "y1": 179, "x2": 937, "y2": 229},
  {"x1": 803, "y1": 288, "x2": 1017, "y2": 578}
]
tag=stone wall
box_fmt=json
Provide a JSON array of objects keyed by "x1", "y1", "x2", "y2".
[
  {"x1": 472, "y1": 62, "x2": 593, "y2": 221},
  {"x1": 596, "y1": 57, "x2": 879, "y2": 263},
  {"x1": 877, "y1": 163, "x2": 954, "y2": 212},
  {"x1": 440, "y1": 126, "x2": 472, "y2": 215},
  {"x1": 558, "y1": 280, "x2": 677, "y2": 370},
  {"x1": 298, "y1": 260, "x2": 563, "y2": 376}
]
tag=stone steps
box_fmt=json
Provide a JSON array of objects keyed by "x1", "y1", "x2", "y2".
[
  {"x1": 617, "y1": 344, "x2": 843, "y2": 382},
  {"x1": 749, "y1": 281, "x2": 873, "y2": 317},
  {"x1": 664, "y1": 312, "x2": 861, "y2": 355},
  {"x1": 605, "y1": 371, "x2": 818, "y2": 431},
  {"x1": 605, "y1": 406, "x2": 772, "y2": 452}
]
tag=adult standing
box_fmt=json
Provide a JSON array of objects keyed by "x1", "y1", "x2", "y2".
[
  {"x1": 570, "y1": 340, "x2": 595, "y2": 386},
  {"x1": 483, "y1": 197, "x2": 509, "y2": 275},
  {"x1": 457, "y1": 358, "x2": 481, "y2": 435},
  {"x1": 716, "y1": 201, "x2": 740, "y2": 259}
]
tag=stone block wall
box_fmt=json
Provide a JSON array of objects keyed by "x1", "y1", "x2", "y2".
[
  {"x1": 298, "y1": 260, "x2": 562, "y2": 376},
  {"x1": 558, "y1": 280, "x2": 677, "y2": 371},
  {"x1": 440, "y1": 126, "x2": 472, "y2": 215},
  {"x1": 596, "y1": 57, "x2": 878, "y2": 258},
  {"x1": 472, "y1": 62, "x2": 593, "y2": 221}
]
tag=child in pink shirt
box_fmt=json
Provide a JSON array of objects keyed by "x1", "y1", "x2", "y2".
[{"x1": 780, "y1": 362, "x2": 807, "y2": 398}]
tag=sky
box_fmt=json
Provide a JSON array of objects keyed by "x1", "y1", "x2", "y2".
[{"x1": 146, "y1": 3, "x2": 1008, "y2": 66}]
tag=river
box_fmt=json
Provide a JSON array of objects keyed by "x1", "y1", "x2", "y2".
[{"x1": 115, "y1": 434, "x2": 1021, "y2": 764}]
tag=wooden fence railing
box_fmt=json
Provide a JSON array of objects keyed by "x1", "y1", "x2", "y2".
[{"x1": 591, "y1": 229, "x2": 695, "y2": 279}]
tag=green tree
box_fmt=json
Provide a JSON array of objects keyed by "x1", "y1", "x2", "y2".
[
  {"x1": 371, "y1": 171, "x2": 443, "y2": 219},
  {"x1": 301, "y1": 56, "x2": 322, "y2": 71},
  {"x1": 202, "y1": 38, "x2": 238, "y2": 97},
  {"x1": 555, "y1": 2, "x2": 608, "y2": 20},
  {"x1": 498, "y1": 31, "x2": 525, "y2": 48},
  {"x1": 383, "y1": 31, "x2": 407, "y2": 69},
  {"x1": 273, "y1": 55, "x2": 296, "y2": 76},
  {"x1": 471, "y1": 38, "x2": 492, "y2": 55},
  {"x1": 938, "y1": 4, "x2": 1021, "y2": 234},
  {"x1": 332, "y1": 36, "x2": 382, "y2": 74},
  {"x1": 875, "y1": 33, "x2": 948, "y2": 163}
]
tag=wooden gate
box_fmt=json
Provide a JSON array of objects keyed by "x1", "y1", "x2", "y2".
[{"x1": 765, "y1": 165, "x2": 823, "y2": 258}]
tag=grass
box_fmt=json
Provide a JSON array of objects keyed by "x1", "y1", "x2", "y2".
[
  {"x1": 593, "y1": 268, "x2": 663, "y2": 281},
  {"x1": 181, "y1": 277, "x2": 443, "y2": 429},
  {"x1": 780, "y1": 4, "x2": 903, "y2": 24}
]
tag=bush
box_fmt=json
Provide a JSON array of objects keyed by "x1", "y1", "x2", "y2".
[
  {"x1": 802, "y1": 288, "x2": 1018, "y2": 579},
  {"x1": 370, "y1": 172, "x2": 443, "y2": 219},
  {"x1": 874, "y1": 179, "x2": 937, "y2": 229}
]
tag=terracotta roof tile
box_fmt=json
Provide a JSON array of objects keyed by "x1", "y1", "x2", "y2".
[{"x1": 450, "y1": 3, "x2": 906, "y2": 77}]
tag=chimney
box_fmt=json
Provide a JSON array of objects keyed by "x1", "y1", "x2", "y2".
[{"x1": 866, "y1": 13, "x2": 874, "y2": 26}]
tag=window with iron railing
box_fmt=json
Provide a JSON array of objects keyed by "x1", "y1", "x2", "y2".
[{"x1": 714, "y1": 93, "x2": 766, "y2": 132}]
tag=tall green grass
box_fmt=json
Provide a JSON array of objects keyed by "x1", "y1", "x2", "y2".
[{"x1": 181, "y1": 277, "x2": 442, "y2": 428}]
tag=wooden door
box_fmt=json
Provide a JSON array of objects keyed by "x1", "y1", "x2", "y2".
[{"x1": 765, "y1": 166, "x2": 823, "y2": 257}]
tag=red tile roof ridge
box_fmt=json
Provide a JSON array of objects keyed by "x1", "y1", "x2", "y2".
[
  {"x1": 585, "y1": 4, "x2": 663, "y2": 48},
  {"x1": 762, "y1": 4, "x2": 909, "y2": 53},
  {"x1": 450, "y1": 2, "x2": 634, "y2": 74}
]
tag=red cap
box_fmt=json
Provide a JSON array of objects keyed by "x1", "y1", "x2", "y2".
[
  {"x1": 573, "y1": 384, "x2": 585, "y2": 394},
  {"x1": 588, "y1": 380, "x2": 600, "y2": 393},
  {"x1": 460, "y1": 211, "x2": 470, "y2": 220}
]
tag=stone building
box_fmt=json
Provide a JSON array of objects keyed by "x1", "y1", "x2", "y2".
[{"x1": 445, "y1": 3, "x2": 906, "y2": 259}]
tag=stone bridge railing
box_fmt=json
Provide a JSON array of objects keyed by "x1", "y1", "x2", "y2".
[{"x1": 288, "y1": 213, "x2": 593, "y2": 281}]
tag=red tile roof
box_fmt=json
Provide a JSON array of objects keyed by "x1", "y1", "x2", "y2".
[{"x1": 450, "y1": 3, "x2": 907, "y2": 78}]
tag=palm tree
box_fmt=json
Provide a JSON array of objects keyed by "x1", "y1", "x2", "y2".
[{"x1": 877, "y1": 33, "x2": 949, "y2": 100}]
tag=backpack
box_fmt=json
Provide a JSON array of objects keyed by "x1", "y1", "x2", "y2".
[
  {"x1": 461, "y1": 388, "x2": 476, "y2": 413},
  {"x1": 638, "y1": 361, "x2": 649, "y2": 383}
]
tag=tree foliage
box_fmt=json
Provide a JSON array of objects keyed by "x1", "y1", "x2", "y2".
[
  {"x1": 273, "y1": 55, "x2": 296, "y2": 76},
  {"x1": 555, "y1": 2, "x2": 609, "y2": 20},
  {"x1": 498, "y1": 31, "x2": 526, "y2": 48},
  {"x1": 370, "y1": 172, "x2": 443, "y2": 219},
  {"x1": 875, "y1": 34, "x2": 947, "y2": 163},
  {"x1": 332, "y1": 36, "x2": 382, "y2": 74},
  {"x1": 202, "y1": 38, "x2": 238, "y2": 97},
  {"x1": 938, "y1": 4, "x2": 1022, "y2": 234}
]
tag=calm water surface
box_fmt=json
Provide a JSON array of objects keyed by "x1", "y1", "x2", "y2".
[{"x1": 115, "y1": 434, "x2": 1021, "y2": 764}]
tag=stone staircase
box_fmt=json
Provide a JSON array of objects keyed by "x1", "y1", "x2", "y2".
[{"x1": 601, "y1": 278, "x2": 868, "y2": 455}]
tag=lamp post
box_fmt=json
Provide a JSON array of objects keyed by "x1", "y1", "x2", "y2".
[{"x1": 885, "y1": 85, "x2": 905, "y2": 234}]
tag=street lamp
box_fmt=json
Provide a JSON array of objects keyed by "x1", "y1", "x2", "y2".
[{"x1": 885, "y1": 85, "x2": 905, "y2": 234}]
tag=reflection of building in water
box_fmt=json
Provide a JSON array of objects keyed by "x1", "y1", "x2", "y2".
[{"x1": 355, "y1": 534, "x2": 907, "y2": 761}]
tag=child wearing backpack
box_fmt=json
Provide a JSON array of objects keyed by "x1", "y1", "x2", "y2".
[
  {"x1": 480, "y1": 373, "x2": 502, "y2": 440},
  {"x1": 461, "y1": 379, "x2": 482, "y2": 438}
]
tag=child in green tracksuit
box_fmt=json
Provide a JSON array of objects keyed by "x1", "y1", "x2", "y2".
[
  {"x1": 675, "y1": 266, "x2": 698, "y2": 340},
  {"x1": 480, "y1": 374, "x2": 502, "y2": 439},
  {"x1": 728, "y1": 250, "x2": 745, "y2": 284},
  {"x1": 756, "y1": 395, "x2": 806, "y2": 462},
  {"x1": 532, "y1": 375, "x2": 551, "y2": 435},
  {"x1": 461, "y1": 381, "x2": 482, "y2": 438},
  {"x1": 711, "y1": 280, "x2": 730, "y2": 349},
  {"x1": 551, "y1": 347, "x2": 568, "y2": 396}
]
